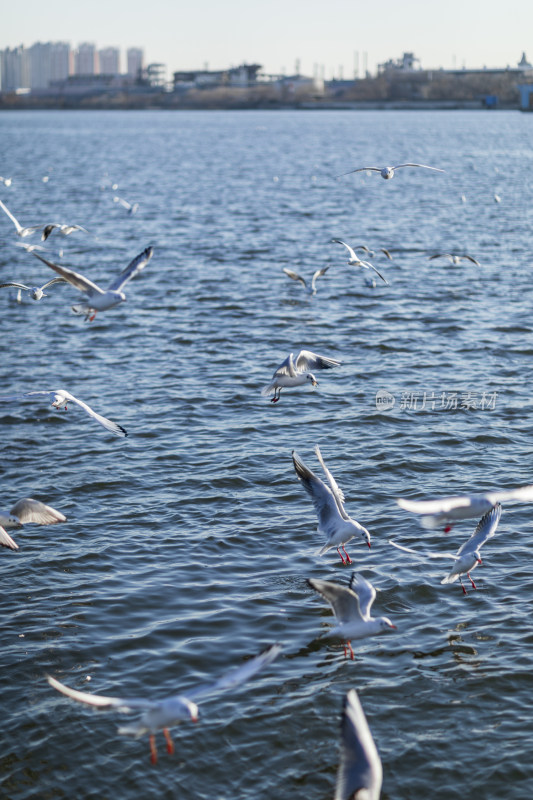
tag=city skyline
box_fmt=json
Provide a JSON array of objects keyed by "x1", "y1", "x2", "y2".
[{"x1": 2, "y1": 0, "x2": 533, "y2": 81}]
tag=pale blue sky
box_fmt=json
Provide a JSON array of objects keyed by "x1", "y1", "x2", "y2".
[{"x1": 3, "y1": 0, "x2": 532, "y2": 79}]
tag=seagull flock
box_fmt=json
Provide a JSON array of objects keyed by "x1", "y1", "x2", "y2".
[{"x1": 0, "y1": 156, "x2": 525, "y2": 797}]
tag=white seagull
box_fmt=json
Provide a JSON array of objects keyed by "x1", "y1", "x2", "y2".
[
  {"x1": 331, "y1": 239, "x2": 389, "y2": 285},
  {"x1": 390, "y1": 503, "x2": 501, "y2": 594},
  {"x1": 0, "y1": 497, "x2": 67, "y2": 551},
  {"x1": 262, "y1": 349, "x2": 341, "y2": 403},
  {"x1": 30, "y1": 245, "x2": 153, "y2": 320},
  {"x1": 292, "y1": 446, "x2": 371, "y2": 564},
  {"x1": 0, "y1": 277, "x2": 68, "y2": 301},
  {"x1": 46, "y1": 644, "x2": 281, "y2": 763},
  {"x1": 40, "y1": 223, "x2": 89, "y2": 242},
  {"x1": 354, "y1": 244, "x2": 393, "y2": 261},
  {"x1": 428, "y1": 253, "x2": 480, "y2": 266},
  {"x1": 113, "y1": 195, "x2": 139, "y2": 215},
  {"x1": 337, "y1": 163, "x2": 445, "y2": 180},
  {"x1": 282, "y1": 266, "x2": 330, "y2": 295},
  {"x1": 397, "y1": 483, "x2": 533, "y2": 530},
  {"x1": 335, "y1": 689, "x2": 382, "y2": 800},
  {"x1": 0, "y1": 389, "x2": 127, "y2": 437},
  {"x1": 0, "y1": 199, "x2": 48, "y2": 238},
  {"x1": 307, "y1": 573, "x2": 396, "y2": 659}
]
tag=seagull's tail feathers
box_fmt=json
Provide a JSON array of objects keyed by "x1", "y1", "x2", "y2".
[
  {"x1": 261, "y1": 382, "x2": 275, "y2": 397},
  {"x1": 440, "y1": 573, "x2": 459, "y2": 585}
]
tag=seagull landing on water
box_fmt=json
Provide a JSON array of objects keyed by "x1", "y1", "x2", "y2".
[
  {"x1": 46, "y1": 644, "x2": 281, "y2": 764},
  {"x1": 330, "y1": 239, "x2": 389, "y2": 285},
  {"x1": 262, "y1": 350, "x2": 341, "y2": 403},
  {"x1": 390, "y1": 503, "x2": 501, "y2": 594},
  {"x1": 335, "y1": 689, "x2": 382, "y2": 800},
  {"x1": 0, "y1": 498, "x2": 67, "y2": 551},
  {"x1": 0, "y1": 389, "x2": 127, "y2": 437},
  {"x1": 30, "y1": 246, "x2": 153, "y2": 321},
  {"x1": 396, "y1": 483, "x2": 533, "y2": 530},
  {"x1": 0, "y1": 277, "x2": 68, "y2": 301},
  {"x1": 307, "y1": 573, "x2": 396, "y2": 659},
  {"x1": 336, "y1": 163, "x2": 445, "y2": 180},
  {"x1": 282, "y1": 266, "x2": 330, "y2": 295},
  {"x1": 292, "y1": 446, "x2": 371, "y2": 564},
  {"x1": 428, "y1": 253, "x2": 480, "y2": 266}
]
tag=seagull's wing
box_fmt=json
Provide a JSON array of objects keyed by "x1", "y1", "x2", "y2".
[
  {"x1": 457, "y1": 503, "x2": 501, "y2": 556},
  {"x1": 40, "y1": 277, "x2": 69, "y2": 290},
  {"x1": 10, "y1": 498, "x2": 66, "y2": 525},
  {"x1": 0, "y1": 282, "x2": 30, "y2": 291},
  {"x1": 294, "y1": 350, "x2": 341, "y2": 372},
  {"x1": 315, "y1": 445, "x2": 345, "y2": 506},
  {"x1": 380, "y1": 248, "x2": 392, "y2": 261},
  {"x1": 331, "y1": 238, "x2": 358, "y2": 261},
  {"x1": 335, "y1": 167, "x2": 381, "y2": 178},
  {"x1": 335, "y1": 689, "x2": 382, "y2": 800},
  {"x1": 292, "y1": 451, "x2": 343, "y2": 531},
  {"x1": 310, "y1": 266, "x2": 330, "y2": 289},
  {"x1": 107, "y1": 246, "x2": 154, "y2": 292},
  {"x1": 348, "y1": 573, "x2": 376, "y2": 620},
  {"x1": 428, "y1": 254, "x2": 450, "y2": 261},
  {"x1": 283, "y1": 268, "x2": 307, "y2": 289},
  {"x1": 30, "y1": 251, "x2": 104, "y2": 296},
  {"x1": 485, "y1": 484, "x2": 533, "y2": 505},
  {"x1": 185, "y1": 644, "x2": 281, "y2": 701},
  {"x1": 0, "y1": 525, "x2": 18, "y2": 550},
  {"x1": 46, "y1": 675, "x2": 158, "y2": 713},
  {"x1": 41, "y1": 224, "x2": 60, "y2": 241},
  {"x1": 389, "y1": 540, "x2": 459, "y2": 561},
  {"x1": 272, "y1": 353, "x2": 297, "y2": 378},
  {"x1": 360, "y1": 261, "x2": 389, "y2": 285},
  {"x1": 307, "y1": 578, "x2": 362, "y2": 623},
  {"x1": 392, "y1": 164, "x2": 445, "y2": 172},
  {"x1": 61, "y1": 224, "x2": 89, "y2": 235},
  {"x1": 0, "y1": 199, "x2": 22, "y2": 232},
  {"x1": 463, "y1": 255, "x2": 480, "y2": 266},
  {"x1": 60, "y1": 391, "x2": 127, "y2": 437},
  {"x1": 397, "y1": 495, "x2": 474, "y2": 516}
]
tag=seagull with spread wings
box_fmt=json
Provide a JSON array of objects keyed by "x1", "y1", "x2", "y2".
[
  {"x1": 262, "y1": 349, "x2": 341, "y2": 402},
  {"x1": 307, "y1": 573, "x2": 396, "y2": 659},
  {"x1": 292, "y1": 446, "x2": 371, "y2": 564},
  {"x1": 47, "y1": 645, "x2": 281, "y2": 763},
  {"x1": 390, "y1": 503, "x2": 501, "y2": 594},
  {"x1": 30, "y1": 246, "x2": 153, "y2": 320},
  {"x1": 282, "y1": 266, "x2": 330, "y2": 295},
  {"x1": 336, "y1": 163, "x2": 444, "y2": 180},
  {"x1": 0, "y1": 389, "x2": 127, "y2": 437},
  {"x1": 331, "y1": 239, "x2": 389, "y2": 285}
]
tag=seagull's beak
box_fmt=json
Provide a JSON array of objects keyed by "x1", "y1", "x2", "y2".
[
  {"x1": 367, "y1": 541, "x2": 371, "y2": 549},
  {"x1": 389, "y1": 624, "x2": 397, "y2": 629},
  {"x1": 477, "y1": 557, "x2": 483, "y2": 565},
  {"x1": 311, "y1": 379, "x2": 318, "y2": 387}
]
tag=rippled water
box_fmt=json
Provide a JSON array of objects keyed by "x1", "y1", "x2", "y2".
[{"x1": 1, "y1": 109, "x2": 533, "y2": 799}]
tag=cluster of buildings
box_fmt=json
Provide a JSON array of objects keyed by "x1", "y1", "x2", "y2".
[
  {"x1": 0, "y1": 42, "x2": 146, "y2": 92},
  {"x1": 1, "y1": 43, "x2": 533, "y2": 109}
]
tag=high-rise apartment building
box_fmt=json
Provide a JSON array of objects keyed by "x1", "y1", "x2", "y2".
[
  {"x1": 28, "y1": 42, "x2": 71, "y2": 89},
  {"x1": 98, "y1": 47, "x2": 120, "y2": 75},
  {"x1": 74, "y1": 43, "x2": 98, "y2": 75},
  {"x1": 0, "y1": 46, "x2": 30, "y2": 90},
  {"x1": 127, "y1": 48, "x2": 144, "y2": 79}
]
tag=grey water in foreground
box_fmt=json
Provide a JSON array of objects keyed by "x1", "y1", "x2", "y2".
[{"x1": 1, "y1": 109, "x2": 533, "y2": 799}]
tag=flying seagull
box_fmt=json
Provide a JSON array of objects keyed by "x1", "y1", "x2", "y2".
[
  {"x1": 335, "y1": 689, "x2": 382, "y2": 800},
  {"x1": 113, "y1": 196, "x2": 139, "y2": 215},
  {"x1": 390, "y1": 503, "x2": 501, "y2": 594},
  {"x1": 30, "y1": 246, "x2": 153, "y2": 321},
  {"x1": 292, "y1": 446, "x2": 371, "y2": 564},
  {"x1": 307, "y1": 573, "x2": 396, "y2": 659},
  {"x1": 331, "y1": 239, "x2": 389, "y2": 285},
  {"x1": 262, "y1": 350, "x2": 341, "y2": 403},
  {"x1": 396, "y1": 483, "x2": 533, "y2": 530},
  {"x1": 336, "y1": 163, "x2": 445, "y2": 180},
  {"x1": 0, "y1": 277, "x2": 68, "y2": 301},
  {"x1": 40, "y1": 223, "x2": 89, "y2": 242},
  {"x1": 0, "y1": 497, "x2": 66, "y2": 551},
  {"x1": 282, "y1": 266, "x2": 330, "y2": 295},
  {"x1": 428, "y1": 253, "x2": 480, "y2": 266},
  {"x1": 0, "y1": 389, "x2": 127, "y2": 437},
  {"x1": 46, "y1": 644, "x2": 281, "y2": 763}
]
